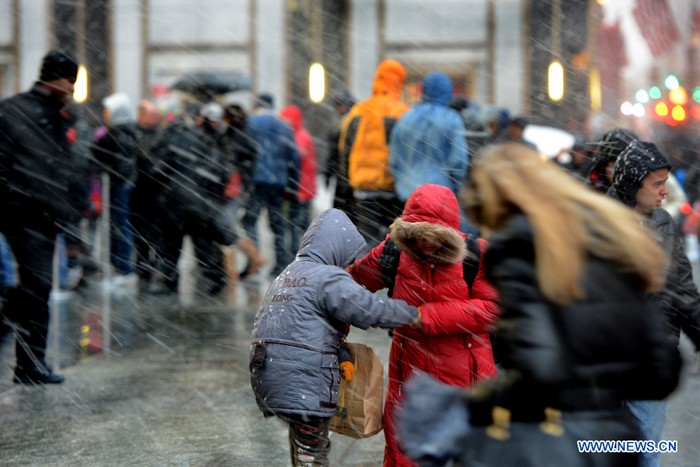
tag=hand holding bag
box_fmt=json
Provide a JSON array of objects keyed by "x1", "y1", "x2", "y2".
[{"x1": 330, "y1": 342, "x2": 384, "y2": 438}]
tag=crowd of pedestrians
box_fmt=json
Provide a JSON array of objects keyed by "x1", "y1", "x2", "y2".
[{"x1": 2, "y1": 49, "x2": 700, "y2": 467}]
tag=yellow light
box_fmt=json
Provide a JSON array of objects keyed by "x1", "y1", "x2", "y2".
[
  {"x1": 548, "y1": 61, "x2": 564, "y2": 102},
  {"x1": 309, "y1": 62, "x2": 325, "y2": 104},
  {"x1": 671, "y1": 105, "x2": 686, "y2": 122},
  {"x1": 73, "y1": 65, "x2": 89, "y2": 103},
  {"x1": 655, "y1": 102, "x2": 669, "y2": 117},
  {"x1": 589, "y1": 68, "x2": 601, "y2": 111}
]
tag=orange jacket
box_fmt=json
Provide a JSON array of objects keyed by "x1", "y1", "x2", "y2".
[{"x1": 339, "y1": 59, "x2": 409, "y2": 191}]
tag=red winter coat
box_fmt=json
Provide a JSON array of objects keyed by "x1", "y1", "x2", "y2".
[
  {"x1": 349, "y1": 184, "x2": 500, "y2": 467},
  {"x1": 279, "y1": 105, "x2": 317, "y2": 202}
]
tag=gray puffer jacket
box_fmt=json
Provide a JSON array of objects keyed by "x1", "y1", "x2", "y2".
[{"x1": 250, "y1": 208, "x2": 418, "y2": 418}]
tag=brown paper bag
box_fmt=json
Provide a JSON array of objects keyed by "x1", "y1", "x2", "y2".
[{"x1": 330, "y1": 342, "x2": 384, "y2": 438}]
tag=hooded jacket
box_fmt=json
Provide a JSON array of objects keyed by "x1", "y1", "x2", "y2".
[
  {"x1": 279, "y1": 105, "x2": 317, "y2": 202},
  {"x1": 249, "y1": 108, "x2": 300, "y2": 189},
  {"x1": 389, "y1": 71, "x2": 468, "y2": 201},
  {"x1": 349, "y1": 184, "x2": 499, "y2": 467},
  {"x1": 250, "y1": 208, "x2": 418, "y2": 419},
  {"x1": 608, "y1": 142, "x2": 700, "y2": 350},
  {"x1": 340, "y1": 59, "x2": 410, "y2": 191}
]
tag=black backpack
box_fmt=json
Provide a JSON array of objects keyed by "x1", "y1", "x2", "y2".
[{"x1": 378, "y1": 234, "x2": 481, "y2": 298}]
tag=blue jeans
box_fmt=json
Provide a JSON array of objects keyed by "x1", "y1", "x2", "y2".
[
  {"x1": 627, "y1": 399, "x2": 669, "y2": 467},
  {"x1": 110, "y1": 183, "x2": 134, "y2": 275},
  {"x1": 241, "y1": 184, "x2": 288, "y2": 273}
]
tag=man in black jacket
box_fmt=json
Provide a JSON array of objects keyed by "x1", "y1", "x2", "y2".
[
  {"x1": 0, "y1": 50, "x2": 85, "y2": 384},
  {"x1": 608, "y1": 140, "x2": 700, "y2": 467}
]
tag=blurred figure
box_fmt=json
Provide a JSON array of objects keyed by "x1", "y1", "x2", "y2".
[
  {"x1": 555, "y1": 140, "x2": 592, "y2": 181},
  {"x1": 587, "y1": 128, "x2": 638, "y2": 194},
  {"x1": 389, "y1": 72, "x2": 467, "y2": 203},
  {"x1": 0, "y1": 49, "x2": 86, "y2": 384},
  {"x1": 494, "y1": 115, "x2": 536, "y2": 149},
  {"x1": 241, "y1": 93, "x2": 300, "y2": 276},
  {"x1": 250, "y1": 208, "x2": 420, "y2": 467},
  {"x1": 131, "y1": 99, "x2": 164, "y2": 284},
  {"x1": 389, "y1": 71, "x2": 473, "y2": 234},
  {"x1": 151, "y1": 102, "x2": 262, "y2": 295},
  {"x1": 279, "y1": 105, "x2": 317, "y2": 259},
  {"x1": 92, "y1": 92, "x2": 140, "y2": 281},
  {"x1": 339, "y1": 59, "x2": 409, "y2": 248},
  {"x1": 220, "y1": 103, "x2": 257, "y2": 233},
  {"x1": 323, "y1": 88, "x2": 357, "y2": 223},
  {"x1": 456, "y1": 143, "x2": 681, "y2": 466},
  {"x1": 348, "y1": 183, "x2": 500, "y2": 467},
  {"x1": 450, "y1": 96, "x2": 490, "y2": 167},
  {"x1": 608, "y1": 140, "x2": 700, "y2": 467}
]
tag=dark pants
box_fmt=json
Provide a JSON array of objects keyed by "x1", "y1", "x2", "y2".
[
  {"x1": 353, "y1": 192, "x2": 403, "y2": 250},
  {"x1": 159, "y1": 201, "x2": 235, "y2": 292},
  {"x1": 242, "y1": 184, "x2": 289, "y2": 273},
  {"x1": 1, "y1": 226, "x2": 55, "y2": 373},
  {"x1": 289, "y1": 199, "x2": 310, "y2": 259},
  {"x1": 131, "y1": 187, "x2": 163, "y2": 280}
]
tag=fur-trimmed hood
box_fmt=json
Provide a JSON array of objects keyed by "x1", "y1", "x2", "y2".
[{"x1": 390, "y1": 184, "x2": 466, "y2": 264}]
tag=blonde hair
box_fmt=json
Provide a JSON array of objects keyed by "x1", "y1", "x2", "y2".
[{"x1": 464, "y1": 143, "x2": 667, "y2": 305}]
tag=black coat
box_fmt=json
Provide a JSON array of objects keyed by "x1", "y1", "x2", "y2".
[
  {"x1": 219, "y1": 124, "x2": 257, "y2": 194},
  {"x1": 151, "y1": 122, "x2": 229, "y2": 209},
  {"x1": 470, "y1": 214, "x2": 680, "y2": 422},
  {"x1": 0, "y1": 84, "x2": 87, "y2": 236},
  {"x1": 608, "y1": 188, "x2": 700, "y2": 350},
  {"x1": 91, "y1": 123, "x2": 141, "y2": 185}
]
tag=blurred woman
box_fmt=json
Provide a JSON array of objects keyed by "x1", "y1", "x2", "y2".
[{"x1": 459, "y1": 143, "x2": 681, "y2": 466}]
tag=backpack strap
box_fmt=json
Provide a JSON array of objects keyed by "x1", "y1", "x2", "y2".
[
  {"x1": 463, "y1": 234, "x2": 481, "y2": 294},
  {"x1": 377, "y1": 237, "x2": 402, "y2": 298}
]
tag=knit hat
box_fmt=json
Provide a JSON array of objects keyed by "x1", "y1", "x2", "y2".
[
  {"x1": 102, "y1": 92, "x2": 136, "y2": 126},
  {"x1": 255, "y1": 92, "x2": 274, "y2": 109},
  {"x1": 199, "y1": 102, "x2": 224, "y2": 121},
  {"x1": 612, "y1": 140, "x2": 671, "y2": 206},
  {"x1": 40, "y1": 50, "x2": 79, "y2": 82}
]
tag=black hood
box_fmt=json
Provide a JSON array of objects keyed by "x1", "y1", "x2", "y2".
[{"x1": 611, "y1": 140, "x2": 671, "y2": 207}]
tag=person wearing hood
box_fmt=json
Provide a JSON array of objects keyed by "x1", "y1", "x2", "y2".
[
  {"x1": 388, "y1": 71, "x2": 474, "y2": 235},
  {"x1": 92, "y1": 92, "x2": 141, "y2": 280},
  {"x1": 607, "y1": 140, "x2": 700, "y2": 467},
  {"x1": 0, "y1": 49, "x2": 87, "y2": 384},
  {"x1": 389, "y1": 71, "x2": 467, "y2": 203},
  {"x1": 339, "y1": 59, "x2": 410, "y2": 249},
  {"x1": 348, "y1": 183, "x2": 500, "y2": 467},
  {"x1": 279, "y1": 105, "x2": 317, "y2": 264},
  {"x1": 587, "y1": 128, "x2": 638, "y2": 194},
  {"x1": 250, "y1": 208, "x2": 420, "y2": 466}
]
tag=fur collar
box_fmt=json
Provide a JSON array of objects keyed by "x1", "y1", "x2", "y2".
[{"x1": 390, "y1": 217, "x2": 466, "y2": 264}]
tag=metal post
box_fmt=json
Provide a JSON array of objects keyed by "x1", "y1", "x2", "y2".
[
  {"x1": 101, "y1": 172, "x2": 111, "y2": 354},
  {"x1": 49, "y1": 233, "x2": 62, "y2": 372}
]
